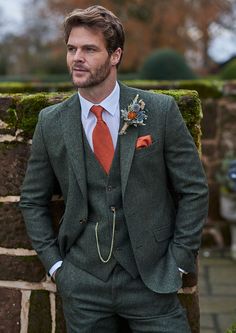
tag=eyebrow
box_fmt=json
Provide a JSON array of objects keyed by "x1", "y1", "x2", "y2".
[{"x1": 66, "y1": 43, "x2": 100, "y2": 49}]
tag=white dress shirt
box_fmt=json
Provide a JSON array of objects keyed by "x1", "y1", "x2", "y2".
[
  {"x1": 49, "y1": 82, "x2": 120, "y2": 277},
  {"x1": 80, "y1": 81, "x2": 120, "y2": 151}
]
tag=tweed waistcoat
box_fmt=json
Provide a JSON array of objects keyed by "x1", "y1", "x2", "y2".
[{"x1": 66, "y1": 132, "x2": 139, "y2": 281}]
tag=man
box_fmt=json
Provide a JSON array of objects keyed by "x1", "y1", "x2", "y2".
[{"x1": 20, "y1": 5, "x2": 208, "y2": 333}]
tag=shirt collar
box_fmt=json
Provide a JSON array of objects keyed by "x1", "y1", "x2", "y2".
[{"x1": 78, "y1": 82, "x2": 120, "y2": 119}]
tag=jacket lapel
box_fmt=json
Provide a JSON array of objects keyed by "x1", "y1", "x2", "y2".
[
  {"x1": 119, "y1": 83, "x2": 139, "y2": 197},
  {"x1": 60, "y1": 94, "x2": 87, "y2": 200}
]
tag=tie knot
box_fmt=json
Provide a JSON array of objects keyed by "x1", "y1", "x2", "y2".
[{"x1": 90, "y1": 105, "x2": 104, "y2": 121}]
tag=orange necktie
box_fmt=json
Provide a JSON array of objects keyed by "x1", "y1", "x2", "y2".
[{"x1": 90, "y1": 105, "x2": 114, "y2": 174}]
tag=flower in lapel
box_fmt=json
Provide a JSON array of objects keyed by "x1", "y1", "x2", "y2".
[{"x1": 119, "y1": 94, "x2": 148, "y2": 135}]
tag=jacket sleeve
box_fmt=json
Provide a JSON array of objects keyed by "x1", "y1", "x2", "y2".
[
  {"x1": 19, "y1": 110, "x2": 62, "y2": 272},
  {"x1": 164, "y1": 97, "x2": 208, "y2": 273}
]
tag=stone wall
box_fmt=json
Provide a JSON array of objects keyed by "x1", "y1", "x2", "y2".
[{"x1": 0, "y1": 88, "x2": 216, "y2": 332}]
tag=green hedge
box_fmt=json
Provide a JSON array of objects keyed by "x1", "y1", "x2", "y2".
[
  {"x1": 0, "y1": 79, "x2": 224, "y2": 99},
  {"x1": 0, "y1": 82, "x2": 73, "y2": 94},
  {"x1": 220, "y1": 60, "x2": 236, "y2": 80},
  {"x1": 124, "y1": 80, "x2": 224, "y2": 99},
  {"x1": 139, "y1": 49, "x2": 196, "y2": 80}
]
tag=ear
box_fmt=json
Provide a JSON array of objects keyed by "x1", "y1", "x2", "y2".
[{"x1": 110, "y1": 48, "x2": 122, "y2": 66}]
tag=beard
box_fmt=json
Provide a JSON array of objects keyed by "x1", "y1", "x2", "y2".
[{"x1": 69, "y1": 56, "x2": 112, "y2": 89}]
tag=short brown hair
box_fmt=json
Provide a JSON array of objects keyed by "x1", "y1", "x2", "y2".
[{"x1": 64, "y1": 5, "x2": 125, "y2": 59}]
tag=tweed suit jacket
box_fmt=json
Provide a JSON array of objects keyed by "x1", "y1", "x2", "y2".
[{"x1": 20, "y1": 82, "x2": 208, "y2": 293}]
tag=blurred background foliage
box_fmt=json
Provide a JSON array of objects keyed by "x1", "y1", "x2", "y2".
[
  {"x1": 139, "y1": 48, "x2": 197, "y2": 80},
  {"x1": 220, "y1": 59, "x2": 236, "y2": 80},
  {"x1": 0, "y1": 0, "x2": 236, "y2": 81}
]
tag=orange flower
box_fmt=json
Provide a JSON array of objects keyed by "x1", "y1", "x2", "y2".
[{"x1": 128, "y1": 111, "x2": 137, "y2": 120}]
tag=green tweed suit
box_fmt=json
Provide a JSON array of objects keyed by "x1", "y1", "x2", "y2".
[{"x1": 20, "y1": 83, "x2": 208, "y2": 331}]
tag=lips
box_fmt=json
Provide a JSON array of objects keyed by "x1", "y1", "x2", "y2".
[{"x1": 72, "y1": 65, "x2": 88, "y2": 72}]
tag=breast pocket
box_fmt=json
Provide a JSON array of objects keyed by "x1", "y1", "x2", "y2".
[{"x1": 134, "y1": 140, "x2": 160, "y2": 158}]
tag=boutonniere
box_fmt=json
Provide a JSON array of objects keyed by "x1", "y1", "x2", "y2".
[{"x1": 119, "y1": 94, "x2": 148, "y2": 135}]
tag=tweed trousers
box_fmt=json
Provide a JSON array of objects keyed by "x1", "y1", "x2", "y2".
[{"x1": 55, "y1": 259, "x2": 191, "y2": 333}]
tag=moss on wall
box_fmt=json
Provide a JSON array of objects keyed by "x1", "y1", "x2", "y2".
[
  {"x1": 1, "y1": 93, "x2": 68, "y2": 138},
  {"x1": 1, "y1": 89, "x2": 202, "y2": 151},
  {"x1": 154, "y1": 89, "x2": 202, "y2": 151}
]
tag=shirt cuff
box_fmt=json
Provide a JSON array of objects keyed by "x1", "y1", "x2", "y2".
[
  {"x1": 49, "y1": 261, "x2": 63, "y2": 277},
  {"x1": 178, "y1": 267, "x2": 188, "y2": 274}
]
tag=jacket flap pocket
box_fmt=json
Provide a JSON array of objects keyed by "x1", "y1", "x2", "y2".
[{"x1": 153, "y1": 226, "x2": 172, "y2": 242}]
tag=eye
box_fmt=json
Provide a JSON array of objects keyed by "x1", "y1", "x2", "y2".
[
  {"x1": 67, "y1": 46, "x2": 76, "y2": 53},
  {"x1": 84, "y1": 46, "x2": 97, "y2": 53}
]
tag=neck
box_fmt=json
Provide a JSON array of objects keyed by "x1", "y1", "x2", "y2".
[{"x1": 78, "y1": 74, "x2": 117, "y2": 104}]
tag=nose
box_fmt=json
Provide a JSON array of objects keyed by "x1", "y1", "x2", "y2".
[{"x1": 73, "y1": 49, "x2": 85, "y2": 62}]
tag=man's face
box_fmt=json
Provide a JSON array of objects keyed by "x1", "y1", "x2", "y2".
[{"x1": 66, "y1": 26, "x2": 120, "y2": 89}]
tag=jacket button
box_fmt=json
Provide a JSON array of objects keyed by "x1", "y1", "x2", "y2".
[{"x1": 79, "y1": 218, "x2": 87, "y2": 224}]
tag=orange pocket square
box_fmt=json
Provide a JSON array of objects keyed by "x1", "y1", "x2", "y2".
[{"x1": 136, "y1": 135, "x2": 152, "y2": 149}]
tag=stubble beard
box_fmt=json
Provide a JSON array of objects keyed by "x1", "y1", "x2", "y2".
[{"x1": 70, "y1": 56, "x2": 112, "y2": 89}]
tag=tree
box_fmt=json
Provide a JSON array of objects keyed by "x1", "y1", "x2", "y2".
[
  {"x1": 42, "y1": 0, "x2": 236, "y2": 72},
  {"x1": 186, "y1": 0, "x2": 236, "y2": 69},
  {"x1": 1, "y1": 0, "x2": 236, "y2": 76},
  {"x1": 42, "y1": 0, "x2": 194, "y2": 72}
]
